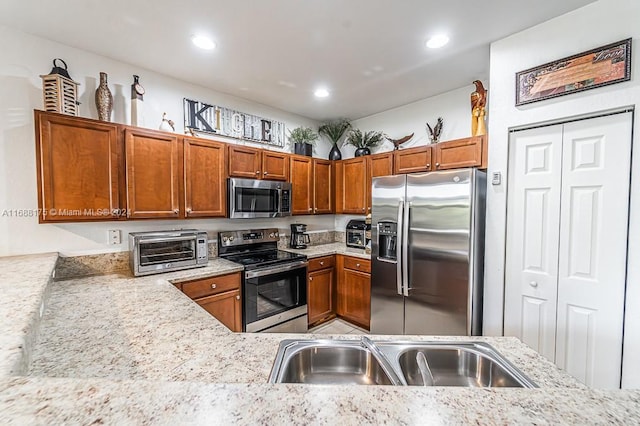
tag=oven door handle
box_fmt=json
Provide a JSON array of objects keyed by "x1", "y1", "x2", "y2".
[{"x1": 245, "y1": 261, "x2": 308, "y2": 279}]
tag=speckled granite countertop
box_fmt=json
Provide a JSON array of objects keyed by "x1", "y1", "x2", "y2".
[
  {"x1": 284, "y1": 242, "x2": 370, "y2": 260},
  {"x1": 2, "y1": 253, "x2": 640, "y2": 424}
]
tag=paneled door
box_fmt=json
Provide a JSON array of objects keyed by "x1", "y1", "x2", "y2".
[
  {"x1": 504, "y1": 125, "x2": 563, "y2": 362},
  {"x1": 554, "y1": 114, "x2": 632, "y2": 388},
  {"x1": 504, "y1": 112, "x2": 632, "y2": 389}
]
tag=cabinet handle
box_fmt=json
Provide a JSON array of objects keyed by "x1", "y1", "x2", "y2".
[
  {"x1": 314, "y1": 207, "x2": 317, "y2": 212},
  {"x1": 236, "y1": 295, "x2": 240, "y2": 300},
  {"x1": 361, "y1": 208, "x2": 365, "y2": 212},
  {"x1": 529, "y1": 281, "x2": 538, "y2": 288},
  {"x1": 255, "y1": 171, "x2": 260, "y2": 175},
  {"x1": 211, "y1": 283, "x2": 217, "y2": 289},
  {"x1": 435, "y1": 162, "x2": 440, "y2": 168},
  {"x1": 186, "y1": 208, "x2": 192, "y2": 214},
  {"x1": 308, "y1": 208, "x2": 312, "y2": 212},
  {"x1": 173, "y1": 209, "x2": 179, "y2": 214},
  {"x1": 427, "y1": 163, "x2": 431, "y2": 168},
  {"x1": 309, "y1": 276, "x2": 313, "y2": 281},
  {"x1": 263, "y1": 171, "x2": 268, "y2": 175},
  {"x1": 320, "y1": 261, "x2": 324, "y2": 266},
  {"x1": 356, "y1": 263, "x2": 361, "y2": 267}
]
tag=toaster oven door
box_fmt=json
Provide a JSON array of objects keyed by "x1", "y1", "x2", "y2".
[{"x1": 136, "y1": 236, "x2": 198, "y2": 274}]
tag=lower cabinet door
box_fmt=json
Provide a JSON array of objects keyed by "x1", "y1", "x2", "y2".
[
  {"x1": 338, "y1": 268, "x2": 371, "y2": 330},
  {"x1": 308, "y1": 268, "x2": 334, "y2": 325},
  {"x1": 196, "y1": 289, "x2": 242, "y2": 332}
]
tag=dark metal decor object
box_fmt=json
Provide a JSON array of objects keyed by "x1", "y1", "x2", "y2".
[
  {"x1": 95, "y1": 72, "x2": 113, "y2": 121},
  {"x1": 515, "y1": 38, "x2": 632, "y2": 106},
  {"x1": 328, "y1": 145, "x2": 342, "y2": 160},
  {"x1": 294, "y1": 142, "x2": 313, "y2": 157}
]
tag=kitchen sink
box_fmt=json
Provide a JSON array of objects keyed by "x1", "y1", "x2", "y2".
[
  {"x1": 269, "y1": 339, "x2": 537, "y2": 388},
  {"x1": 269, "y1": 340, "x2": 398, "y2": 385}
]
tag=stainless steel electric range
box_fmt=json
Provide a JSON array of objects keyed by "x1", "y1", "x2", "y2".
[{"x1": 218, "y1": 228, "x2": 308, "y2": 333}]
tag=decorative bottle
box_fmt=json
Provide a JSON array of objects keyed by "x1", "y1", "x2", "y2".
[{"x1": 95, "y1": 72, "x2": 113, "y2": 122}]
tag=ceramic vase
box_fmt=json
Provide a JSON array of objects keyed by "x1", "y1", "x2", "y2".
[
  {"x1": 328, "y1": 145, "x2": 342, "y2": 161},
  {"x1": 354, "y1": 147, "x2": 371, "y2": 157},
  {"x1": 95, "y1": 72, "x2": 113, "y2": 122}
]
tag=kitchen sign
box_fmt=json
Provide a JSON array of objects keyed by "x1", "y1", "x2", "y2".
[
  {"x1": 515, "y1": 38, "x2": 632, "y2": 106},
  {"x1": 183, "y1": 98, "x2": 285, "y2": 147}
]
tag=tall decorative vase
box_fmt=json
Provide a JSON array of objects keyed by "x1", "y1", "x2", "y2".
[
  {"x1": 95, "y1": 72, "x2": 113, "y2": 122},
  {"x1": 328, "y1": 144, "x2": 342, "y2": 161}
]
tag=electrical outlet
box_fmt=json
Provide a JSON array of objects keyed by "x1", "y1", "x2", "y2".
[{"x1": 109, "y1": 229, "x2": 122, "y2": 245}]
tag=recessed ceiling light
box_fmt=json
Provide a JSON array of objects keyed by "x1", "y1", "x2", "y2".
[
  {"x1": 314, "y1": 88, "x2": 330, "y2": 98},
  {"x1": 426, "y1": 34, "x2": 449, "y2": 49},
  {"x1": 192, "y1": 35, "x2": 216, "y2": 50}
]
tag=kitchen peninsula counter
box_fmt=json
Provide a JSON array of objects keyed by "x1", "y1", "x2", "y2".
[{"x1": 1, "y1": 253, "x2": 639, "y2": 424}]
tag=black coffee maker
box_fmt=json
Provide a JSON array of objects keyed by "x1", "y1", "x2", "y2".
[{"x1": 290, "y1": 224, "x2": 310, "y2": 249}]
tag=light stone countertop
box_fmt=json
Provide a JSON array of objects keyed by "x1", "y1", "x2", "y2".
[
  {"x1": 284, "y1": 242, "x2": 370, "y2": 260},
  {"x1": 2, "y1": 252, "x2": 640, "y2": 424}
]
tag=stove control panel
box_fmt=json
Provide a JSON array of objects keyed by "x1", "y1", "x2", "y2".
[{"x1": 218, "y1": 228, "x2": 280, "y2": 247}]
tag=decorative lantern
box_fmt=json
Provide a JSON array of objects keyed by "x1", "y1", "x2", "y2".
[{"x1": 40, "y1": 58, "x2": 80, "y2": 116}]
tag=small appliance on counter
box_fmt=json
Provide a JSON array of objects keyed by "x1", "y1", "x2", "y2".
[
  {"x1": 129, "y1": 229, "x2": 208, "y2": 276},
  {"x1": 289, "y1": 224, "x2": 310, "y2": 249},
  {"x1": 346, "y1": 219, "x2": 371, "y2": 249}
]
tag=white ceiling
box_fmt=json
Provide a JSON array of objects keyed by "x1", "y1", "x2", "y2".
[{"x1": 0, "y1": 0, "x2": 595, "y2": 121}]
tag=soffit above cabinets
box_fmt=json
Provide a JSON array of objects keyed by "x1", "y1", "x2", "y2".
[{"x1": 0, "y1": 0, "x2": 595, "y2": 121}]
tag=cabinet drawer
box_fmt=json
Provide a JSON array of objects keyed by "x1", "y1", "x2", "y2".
[
  {"x1": 308, "y1": 255, "x2": 335, "y2": 272},
  {"x1": 342, "y1": 256, "x2": 371, "y2": 273},
  {"x1": 181, "y1": 272, "x2": 241, "y2": 299}
]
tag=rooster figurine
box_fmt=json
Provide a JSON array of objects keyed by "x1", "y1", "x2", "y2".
[
  {"x1": 426, "y1": 117, "x2": 443, "y2": 144},
  {"x1": 386, "y1": 133, "x2": 414, "y2": 150},
  {"x1": 471, "y1": 80, "x2": 487, "y2": 136}
]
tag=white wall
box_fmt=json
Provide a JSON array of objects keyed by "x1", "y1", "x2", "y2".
[
  {"x1": 346, "y1": 84, "x2": 481, "y2": 158},
  {"x1": 484, "y1": 0, "x2": 640, "y2": 388},
  {"x1": 0, "y1": 25, "x2": 333, "y2": 256}
]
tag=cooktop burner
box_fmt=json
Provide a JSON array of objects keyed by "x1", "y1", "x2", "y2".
[{"x1": 224, "y1": 249, "x2": 306, "y2": 270}]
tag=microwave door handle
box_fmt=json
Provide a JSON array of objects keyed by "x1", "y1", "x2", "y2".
[
  {"x1": 275, "y1": 188, "x2": 281, "y2": 217},
  {"x1": 396, "y1": 200, "x2": 404, "y2": 296}
]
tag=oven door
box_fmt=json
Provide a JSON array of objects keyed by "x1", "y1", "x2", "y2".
[
  {"x1": 228, "y1": 178, "x2": 290, "y2": 218},
  {"x1": 243, "y1": 261, "x2": 308, "y2": 332}
]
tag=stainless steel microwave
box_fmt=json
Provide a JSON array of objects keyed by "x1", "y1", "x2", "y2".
[
  {"x1": 129, "y1": 230, "x2": 209, "y2": 276},
  {"x1": 228, "y1": 178, "x2": 291, "y2": 219}
]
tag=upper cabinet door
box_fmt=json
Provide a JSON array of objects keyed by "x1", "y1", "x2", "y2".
[
  {"x1": 290, "y1": 155, "x2": 313, "y2": 215},
  {"x1": 394, "y1": 146, "x2": 432, "y2": 174},
  {"x1": 262, "y1": 151, "x2": 289, "y2": 181},
  {"x1": 228, "y1": 145, "x2": 261, "y2": 178},
  {"x1": 35, "y1": 111, "x2": 123, "y2": 222},
  {"x1": 434, "y1": 136, "x2": 484, "y2": 170},
  {"x1": 125, "y1": 128, "x2": 180, "y2": 219},
  {"x1": 313, "y1": 159, "x2": 333, "y2": 214},
  {"x1": 340, "y1": 157, "x2": 368, "y2": 214},
  {"x1": 366, "y1": 152, "x2": 394, "y2": 214},
  {"x1": 184, "y1": 137, "x2": 227, "y2": 218}
]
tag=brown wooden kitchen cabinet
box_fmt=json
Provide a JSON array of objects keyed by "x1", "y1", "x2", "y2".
[
  {"x1": 394, "y1": 145, "x2": 432, "y2": 174},
  {"x1": 433, "y1": 135, "x2": 486, "y2": 170},
  {"x1": 335, "y1": 157, "x2": 368, "y2": 214},
  {"x1": 290, "y1": 155, "x2": 333, "y2": 215},
  {"x1": 34, "y1": 110, "x2": 125, "y2": 222},
  {"x1": 178, "y1": 272, "x2": 242, "y2": 332},
  {"x1": 336, "y1": 255, "x2": 371, "y2": 330},
  {"x1": 183, "y1": 137, "x2": 227, "y2": 218},
  {"x1": 228, "y1": 145, "x2": 289, "y2": 180},
  {"x1": 307, "y1": 255, "x2": 336, "y2": 327},
  {"x1": 366, "y1": 152, "x2": 394, "y2": 214},
  {"x1": 125, "y1": 128, "x2": 180, "y2": 219}
]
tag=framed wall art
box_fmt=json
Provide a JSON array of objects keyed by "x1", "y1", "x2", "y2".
[{"x1": 515, "y1": 38, "x2": 631, "y2": 106}]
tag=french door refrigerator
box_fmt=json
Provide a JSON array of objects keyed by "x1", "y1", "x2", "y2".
[{"x1": 371, "y1": 168, "x2": 486, "y2": 335}]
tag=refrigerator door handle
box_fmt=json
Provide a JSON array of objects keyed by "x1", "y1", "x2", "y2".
[
  {"x1": 402, "y1": 201, "x2": 411, "y2": 297},
  {"x1": 396, "y1": 200, "x2": 404, "y2": 296}
]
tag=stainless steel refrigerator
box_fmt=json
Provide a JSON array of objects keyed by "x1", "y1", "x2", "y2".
[{"x1": 371, "y1": 168, "x2": 486, "y2": 335}]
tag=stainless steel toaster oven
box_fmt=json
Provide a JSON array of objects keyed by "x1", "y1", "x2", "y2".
[{"x1": 129, "y1": 229, "x2": 209, "y2": 276}]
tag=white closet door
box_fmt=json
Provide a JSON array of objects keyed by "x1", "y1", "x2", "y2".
[
  {"x1": 504, "y1": 125, "x2": 563, "y2": 361},
  {"x1": 555, "y1": 112, "x2": 632, "y2": 388}
]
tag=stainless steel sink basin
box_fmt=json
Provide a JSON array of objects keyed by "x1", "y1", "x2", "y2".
[
  {"x1": 391, "y1": 344, "x2": 536, "y2": 387},
  {"x1": 269, "y1": 339, "x2": 537, "y2": 388},
  {"x1": 269, "y1": 340, "x2": 396, "y2": 385}
]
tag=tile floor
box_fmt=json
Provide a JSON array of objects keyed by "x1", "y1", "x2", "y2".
[{"x1": 308, "y1": 318, "x2": 368, "y2": 335}]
